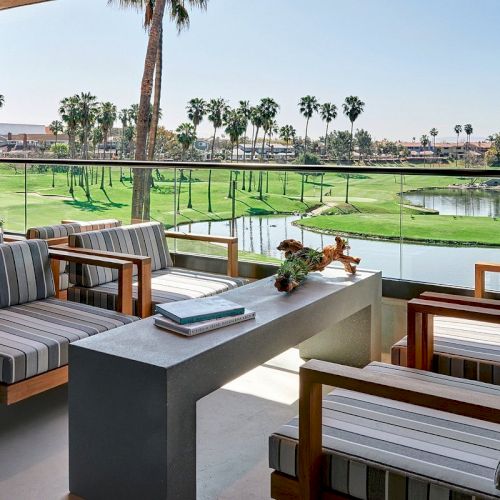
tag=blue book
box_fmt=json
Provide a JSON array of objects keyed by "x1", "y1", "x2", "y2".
[{"x1": 155, "y1": 297, "x2": 245, "y2": 324}]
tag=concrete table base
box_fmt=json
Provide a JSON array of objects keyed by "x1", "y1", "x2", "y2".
[{"x1": 69, "y1": 267, "x2": 381, "y2": 500}]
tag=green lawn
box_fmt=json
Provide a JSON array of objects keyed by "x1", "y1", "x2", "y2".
[
  {"x1": 297, "y1": 214, "x2": 500, "y2": 246},
  {"x1": 0, "y1": 164, "x2": 497, "y2": 249}
]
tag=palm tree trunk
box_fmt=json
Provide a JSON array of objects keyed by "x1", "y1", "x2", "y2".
[
  {"x1": 300, "y1": 174, "x2": 305, "y2": 203},
  {"x1": 187, "y1": 169, "x2": 193, "y2": 208},
  {"x1": 228, "y1": 170, "x2": 233, "y2": 198},
  {"x1": 132, "y1": 0, "x2": 167, "y2": 223},
  {"x1": 324, "y1": 123, "x2": 329, "y2": 158},
  {"x1": 177, "y1": 169, "x2": 183, "y2": 212},
  {"x1": 345, "y1": 121, "x2": 354, "y2": 204},
  {"x1": 147, "y1": 28, "x2": 163, "y2": 162},
  {"x1": 100, "y1": 167, "x2": 105, "y2": 190},
  {"x1": 304, "y1": 117, "x2": 310, "y2": 153},
  {"x1": 109, "y1": 167, "x2": 113, "y2": 187},
  {"x1": 208, "y1": 127, "x2": 217, "y2": 213}
]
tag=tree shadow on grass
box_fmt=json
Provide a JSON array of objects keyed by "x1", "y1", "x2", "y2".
[{"x1": 63, "y1": 199, "x2": 127, "y2": 213}]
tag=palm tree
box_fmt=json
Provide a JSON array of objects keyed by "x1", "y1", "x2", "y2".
[
  {"x1": 298, "y1": 95, "x2": 320, "y2": 153},
  {"x1": 279, "y1": 125, "x2": 296, "y2": 195},
  {"x1": 175, "y1": 122, "x2": 196, "y2": 211},
  {"x1": 342, "y1": 95, "x2": 365, "y2": 203},
  {"x1": 59, "y1": 96, "x2": 80, "y2": 159},
  {"x1": 49, "y1": 120, "x2": 63, "y2": 145},
  {"x1": 319, "y1": 102, "x2": 337, "y2": 157},
  {"x1": 454, "y1": 124, "x2": 462, "y2": 167},
  {"x1": 420, "y1": 134, "x2": 429, "y2": 166},
  {"x1": 256, "y1": 98, "x2": 279, "y2": 200},
  {"x1": 97, "y1": 102, "x2": 117, "y2": 189},
  {"x1": 464, "y1": 123, "x2": 473, "y2": 166},
  {"x1": 186, "y1": 97, "x2": 207, "y2": 205},
  {"x1": 429, "y1": 127, "x2": 438, "y2": 165},
  {"x1": 110, "y1": 0, "x2": 207, "y2": 222},
  {"x1": 118, "y1": 108, "x2": 129, "y2": 161},
  {"x1": 224, "y1": 109, "x2": 246, "y2": 197},
  {"x1": 238, "y1": 100, "x2": 251, "y2": 164},
  {"x1": 249, "y1": 106, "x2": 263, "y2": 164},
  {"x1": 206, "y1": 98, "x2": 228, "y2": 212}
]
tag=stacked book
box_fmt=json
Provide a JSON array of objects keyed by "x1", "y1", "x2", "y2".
[{"x1": 154, "y1": 296, "x2": 255, "y2": 336}]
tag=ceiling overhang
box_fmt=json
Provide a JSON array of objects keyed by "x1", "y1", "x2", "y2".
[{"x1": 0, "y1": 0, "x2": 53, "y2": 10}]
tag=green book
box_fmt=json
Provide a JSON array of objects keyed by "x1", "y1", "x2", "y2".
[{"x1": 155, "y1": 296, "x2": 245, "y2": 325}]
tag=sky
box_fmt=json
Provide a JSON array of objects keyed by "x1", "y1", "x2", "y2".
[{"x1": 1, "y1": 0, "x2": 499, "y2": 141}]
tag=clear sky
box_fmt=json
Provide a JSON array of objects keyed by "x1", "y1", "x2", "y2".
[{"x1": 1, "y1": 0, "x2": 499, "y2": 141}]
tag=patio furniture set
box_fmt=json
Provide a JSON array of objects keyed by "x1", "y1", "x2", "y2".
[{"x1": 0, "y1": 218, "x2": 499, "y2": 499}]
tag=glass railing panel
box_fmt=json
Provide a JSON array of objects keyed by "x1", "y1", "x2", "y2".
[
  {"x1": 400, "y1": 171, "x2": 500, "y2": 291},
  {"x1": 0, "y1": 160, "x2": 27, "y2": 233}
]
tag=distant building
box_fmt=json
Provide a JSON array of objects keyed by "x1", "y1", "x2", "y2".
[
  {"x1": 0, "y1": 123, "x2": 45, "y2": 135},
  {"x1": 0, "y1": 123, "x2": 69, "y2": 152}
]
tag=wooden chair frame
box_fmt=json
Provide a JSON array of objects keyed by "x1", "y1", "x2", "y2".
[
  {"x1": 164, "y1": 230, "x2": 239, "y2": 277},
  {"x1": 475, "y1": 262, "x2": 500, "y2": 299},
  {"x1": 406, "y1": 298, "x2": 500, "y2": 371},
  {"x1": 0, "y1": 249, "x2": 134, "y2": 405},
  {"x1": 271, "y1": 359, "x2": 500, "y2": 500}
]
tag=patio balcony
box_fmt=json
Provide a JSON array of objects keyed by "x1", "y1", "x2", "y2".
[{"x1": 0, "y1": 158, "x2": 499, "y2": 499}]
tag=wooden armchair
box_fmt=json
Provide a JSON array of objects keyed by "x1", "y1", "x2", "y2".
[
  {"x1": 0, "y1": 244, "x2": 136, "y2": 405},
  {"x1": 476, "y1": 262, "x2": 500, "y2": 299},
  {"x1": 271, "y1": 360, "x2": 500, "y2": 500},
  {"x1": 59, "y1": 222, "x2": 245, "y2": 318}
]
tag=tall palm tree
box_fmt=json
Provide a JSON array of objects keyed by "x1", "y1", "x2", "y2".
[
  {"x1": 429, "y1": 127, "x2": 438, "y2": 165},
  {"x1": 185, "y1": 97, "x2": 206, "y2": 207},
  {"x1": 298, "y1": 95, "x2": 319, "y2": 153},
  {"x1": 342, "y1": 95, "x2": 365, "y2": 203},
  {"x1": 59, "y1": 96, "x2": 80, "y2": 159},
  {"x1": 186, "y1": 98, "x2": 207, "y2": 135},
  {"x1": 175, "y1": 122, "x2": 196, "y2": 211},
  {"x1": 279, "y1": 125, "x2": 296, "y2": 195},
  {"x1": 454, "y1": 124, "x2": 462, "y2": 167},
  {"x1": 420, "y1": 134, "x2": 429, "y2": 166},
  {"x1": 319, "y1": 102, "x2": 337, "y2": 157},
  {"x1": 97, "y1": 102, "x2": 117, "y2": 189},
  {"x1": 256, "y1": 98, "x2": 279, "y2": 200},
  {"x1": 224, "y1": 109, "x2": 246, "y2": 197},
  {"x1": 49, "y1": 120, "x2": 63, "y2": 145},
  {"x1": 110, "y1": 0, "x2": 207, "y2": 222},
  {"x1": 238, "y1": 100, "x2": 251, "y2": 163},
  {"x1": 464, "y1": 123, "x2": 473, "y2": 166},
  {"x1": 206, "y1": 97, "x2": 228, "y2": 212}
]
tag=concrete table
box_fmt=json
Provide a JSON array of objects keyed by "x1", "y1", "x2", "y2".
[{"x1": 68, "y1": 267, "x2": 381, "y2": 500}]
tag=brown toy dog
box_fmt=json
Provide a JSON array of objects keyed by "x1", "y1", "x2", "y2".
[{"x1": 276, "y1": 239, "x2": 304, "y2": 258}]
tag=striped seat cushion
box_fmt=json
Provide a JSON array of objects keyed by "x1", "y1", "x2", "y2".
[
  {"x1": 269, "y1": 362, "x2": 500, "y2": 499},
  {"x1": 0, "y1": 298, "x2": 137, "y2": 384},
  {"x1": 392, "y1": 316, "x2": 500, "y2": 383},
  {"x1": 0, "y1": 230, "x2": 3, "y2": 244},
  {"x1": 68, "y1": 267, "x2": 247, "y2": 315},
  {"x1": 68, "y1": 222, "x2": 172, "y2": 288},
  {"x1": 0, "y1": 240, "x2": 55, "y2": 308},
  {"x1": 26, "y1": 220, "x2": 122, "y2": 289}
]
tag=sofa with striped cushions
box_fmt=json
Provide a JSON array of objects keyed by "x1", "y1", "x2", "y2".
[
  {"x1": 270, "y1": 362, "x2": 500, "y2": 499},
  {"x1": 0, "y1": 239, "x2": 137, "y2": 388},
  {"x1": 67, "y1": 221, "x2": 247, "y2": 315},
  {"x1": 26, "y1": 219, "x2": 122, "y2": 295}
]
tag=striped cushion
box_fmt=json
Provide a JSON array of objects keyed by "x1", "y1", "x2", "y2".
[
  {"x1": 26, "y1": 223, "x2": 82, "y2": 240},
  {"x1": 68, "y1": 267, "x2": 247, "y2": 315},
  {"x1": 0, "y1": 240, "x2": 55, "y2": 308},
  {"x1": 0, "y1": 231, "x2": 3, "y2": 244},
  {"x1": 0, "y1": 298, "x2": 137, "y2": 383},
  {"x1": 68, "y1": 222, "x2": 172, "y2": 287},
  {"x1": 26, "y1": 220, "x2": 122, "y2": 283},
  {"x1": 269, "y1": 362, "x2": 500, "y2": 499},
  {"x1": 26, "y1": 219, "x2": 121, "y2": 240},
  {"x1": 392, "y1": 316, "x2": 500, "y2": 383}
]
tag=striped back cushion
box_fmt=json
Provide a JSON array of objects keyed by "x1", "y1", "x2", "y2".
[
  {"x1": 26, "y1": 219, "x2": 122, "y2": 240},
  {"x1": 69, "y1": 222, "x2": 172, "y2": 287},
  {"x1": 26, "y1": 223, "x2": 81, "y2": 240},
  {"x1": 0, "y1": 231, "x2": 3, "y2": 244},
  {"x1": 0, "y1": 240, "x2": 55, "y2": 308}
]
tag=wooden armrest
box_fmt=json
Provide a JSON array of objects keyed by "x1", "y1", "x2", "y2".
[
  {"x1": 48, "y1": 249, "x2": 134, "y2": 316},
  {"x1": 420, "y1": 291, "x2": 500, "y2": 310},
  {"x1": 165, "y1": 231, "x2": 239, "y2": 277},
  {"x1": 2, "y1": 234, "x2": 25, "y2": 242},
  {"x1": 476, "y1": 262, "x2": 500, "y2": 298},
  {"x1": 52, "y1": 245, "x2": 152, "y2": 318},
  {"x1": 407, "y1": 298, "x2": 500, "y2": 370},
  {"x1": 299, "y1": 360, "x2": 500, "y2": 500}
]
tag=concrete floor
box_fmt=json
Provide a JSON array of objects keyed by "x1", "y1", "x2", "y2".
[{"x1": 0, "y1": 348, "x2": 305, "y2": 500}]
